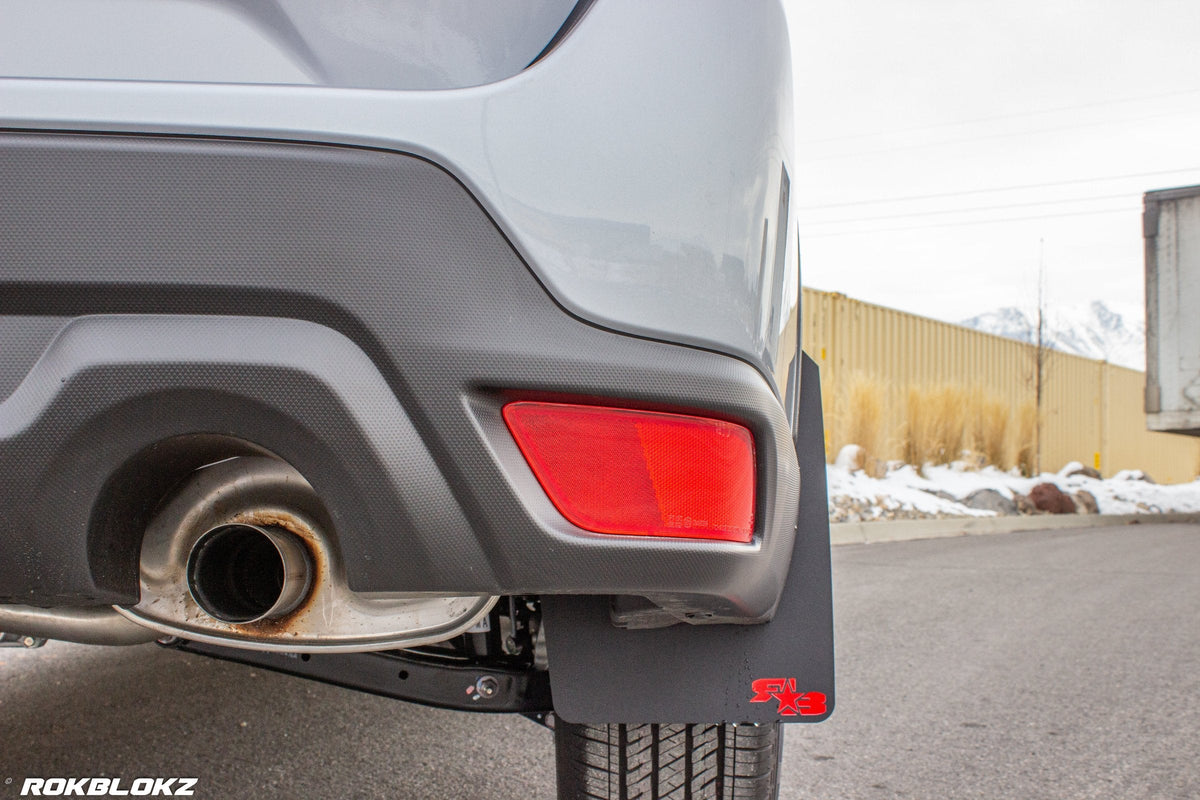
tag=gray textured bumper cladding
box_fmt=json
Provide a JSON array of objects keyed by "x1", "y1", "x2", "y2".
[{"x1": 0, "y1": 131, "x2": 800, "y2": 623}]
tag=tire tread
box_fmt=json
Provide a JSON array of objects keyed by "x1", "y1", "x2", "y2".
[{"x1": 555, "y1": 721, "x2": 782, "y2": 800}]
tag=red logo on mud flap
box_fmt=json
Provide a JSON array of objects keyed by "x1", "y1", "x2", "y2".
[{"x1": 749, "y1": 679, "x2": 827, "y2": 716}]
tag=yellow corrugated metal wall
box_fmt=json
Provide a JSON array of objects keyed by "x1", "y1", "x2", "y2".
[{"x1": 802, "y1": 288, "x2": 1200, "y2": 482}]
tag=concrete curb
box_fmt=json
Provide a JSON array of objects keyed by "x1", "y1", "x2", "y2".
[{"x1": 830, "y1": 512, "x2": 1200, "y2": 546}]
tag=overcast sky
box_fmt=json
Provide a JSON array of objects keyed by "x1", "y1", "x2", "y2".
[{"x1": 781, "y1": 0, "x2": 1200, "y2": 324}]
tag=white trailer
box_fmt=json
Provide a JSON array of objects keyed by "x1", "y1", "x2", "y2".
[{"x1": 1145, "y1": 185, "x2": 1200, "y2": 435}]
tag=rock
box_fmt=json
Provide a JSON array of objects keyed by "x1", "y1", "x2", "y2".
[
  {"x1": 1072, "y1": 490, "x2": 1098, "y2": 514},
  {"x1": 1065, "y1": 464, "x2": 1102, "y2": 480},
  {"x1": 921, "y1": 488, "x2": 958, "y2": 503},
  {"x1": 1113, "y1": 469, "x2": 1156, "y2": 484},
  {"x1": 834, "y1": 444, "x2": 865, "y2": 472},
  {"x1": 1030, "y1": 482, "x2": 1076, "y2": 514},
  {"x1": 1014, "y1": 493, "x2": 1040, "y2": 515},
  {"x1": 964, "y1": 488, "x2": 1018, "y2": 515}
]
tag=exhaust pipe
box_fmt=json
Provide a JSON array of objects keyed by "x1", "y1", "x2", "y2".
[
  {"x1": 119, "y1": 456, "x2": 497, "y2": 652},
  {"x1": 0, "y1": 605, "x2": 156, "y2": 646},
  {"x1": 186, "y1": 524, "x2": 313, "y2": 624}
]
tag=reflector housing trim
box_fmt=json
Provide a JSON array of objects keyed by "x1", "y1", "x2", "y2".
[{"x1": 502, "y1": 401, "x2": 755, "y2": 542}]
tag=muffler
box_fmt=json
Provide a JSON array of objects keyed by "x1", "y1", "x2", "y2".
[{"x1": 118, "y1": 456, "x2": 496, "y2": 652}]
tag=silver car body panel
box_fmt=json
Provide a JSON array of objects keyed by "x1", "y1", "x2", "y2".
[
  {"x1": 0, "y1": 0, "x2": 799, "y2": 401},
  {"x1": 0, "y1": 0, "x2": 579, "y2": 90}
]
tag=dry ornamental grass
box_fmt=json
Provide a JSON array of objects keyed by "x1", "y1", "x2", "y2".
[
  {"x1": 904, "y1": 383, "x2": 968, "y2": 466},
  {"x1": 844, "y1": 372, "x2": 885, "y2": 476},
  {"x1": 970, "y1": 390, "x2": 1010, "y2": 469}
]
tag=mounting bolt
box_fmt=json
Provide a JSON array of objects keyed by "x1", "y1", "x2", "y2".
[
  {"x1": 22, "y1": 637, "x2": 37, "y2": 648},
  {"x1": 475, "y1": 675, "x2": 500, "y2": 699}
]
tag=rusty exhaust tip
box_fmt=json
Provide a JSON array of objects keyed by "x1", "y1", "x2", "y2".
[{"x1": 186, "y1": 524, "x2": 313, "y2": 624}]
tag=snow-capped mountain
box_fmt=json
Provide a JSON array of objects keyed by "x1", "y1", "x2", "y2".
[{"x1": 960, "y1": 301, "x2": 1145, "y2": 370}]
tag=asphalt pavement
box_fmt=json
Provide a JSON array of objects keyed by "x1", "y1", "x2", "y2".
[{"x1": 1, "y1": 523, "x2": 1196, "y2": 799}]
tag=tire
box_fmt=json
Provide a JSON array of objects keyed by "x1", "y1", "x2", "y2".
[{"x1": 555, "y1": 721, "x2": 783, "y2": 800}]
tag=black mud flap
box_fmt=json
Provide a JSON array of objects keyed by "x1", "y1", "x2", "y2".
[{"x1": 542, "y1": 354, "x2": 835, "y2": 724}]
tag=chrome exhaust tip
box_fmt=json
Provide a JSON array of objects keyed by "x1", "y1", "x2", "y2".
[{"x1": 186, "y1": 523, "x2": 313, "y2": 624}]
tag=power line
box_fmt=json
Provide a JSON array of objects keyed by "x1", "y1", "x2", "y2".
[
  {"x1": 798, "y1": 205, "x2": 1138, "y2": 239},
  {"x1": 797, "y1": 87, "x2": 1200, "y2": 146},
  {"x1": 795, "y1": 166, "x2": 1200, "y2": 210},
  {"x1": 798, "y1": 107, "x2": 1200, "y2": 163},
  {"x1": 805, "y1": 191, "x2": 1133, "y2": 226}
]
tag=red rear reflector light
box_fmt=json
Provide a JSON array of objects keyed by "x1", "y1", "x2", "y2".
[{"x1": 501, "y1": 402, "x2": 755, "y2": 542}]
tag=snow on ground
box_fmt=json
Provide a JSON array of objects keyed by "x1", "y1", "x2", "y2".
[{"x1": 828, "y1": 458, "x2": 1200, "y2": 522}]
